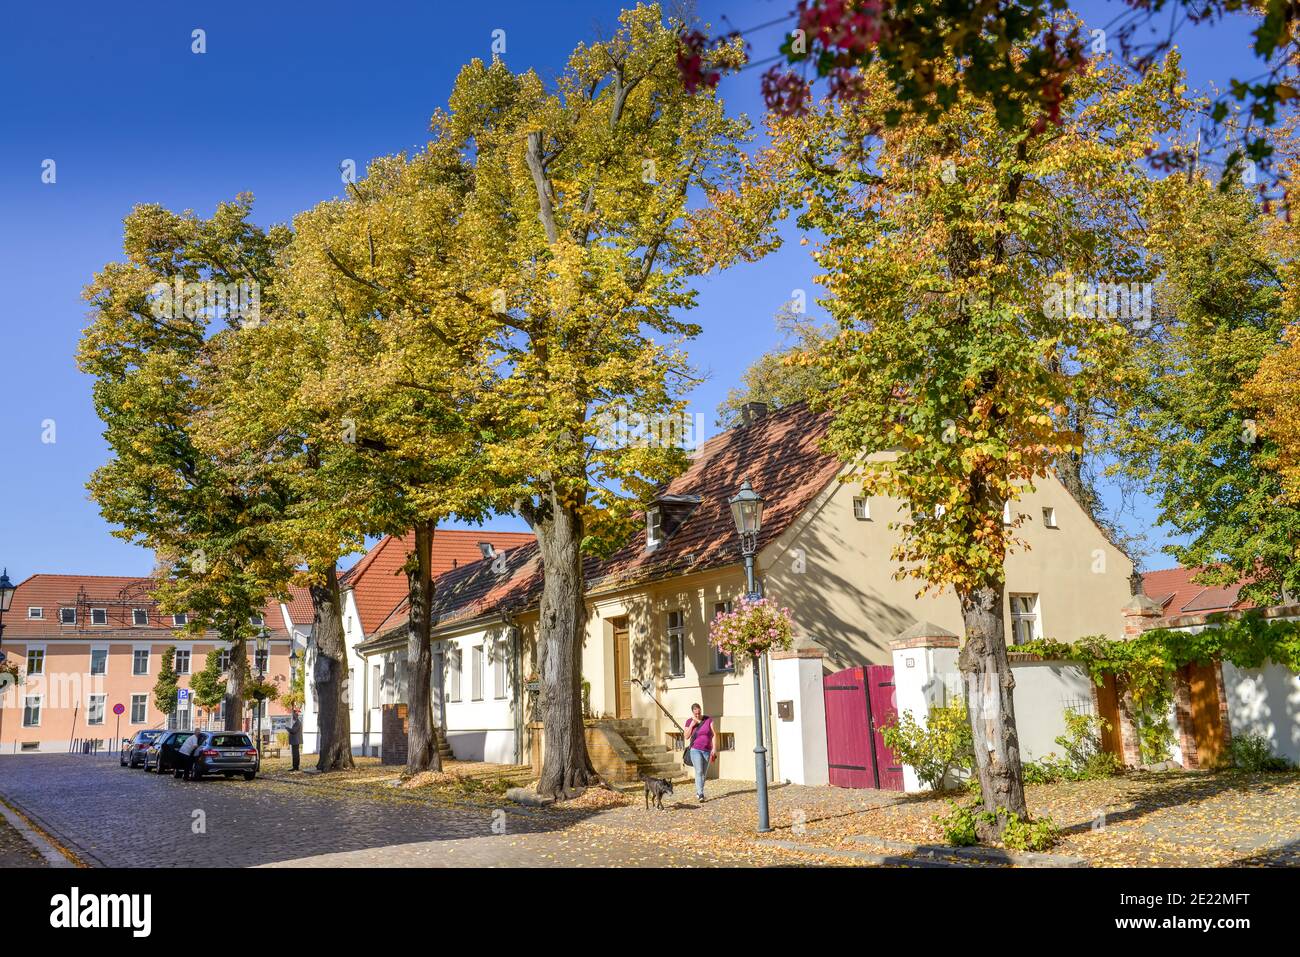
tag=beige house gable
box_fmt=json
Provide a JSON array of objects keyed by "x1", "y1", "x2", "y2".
[{"x1": 760, "y1": 463, "x2": 1134, "y2": 671}]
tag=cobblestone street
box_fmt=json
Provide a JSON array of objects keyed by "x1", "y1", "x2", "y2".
[{"x1": 0, "y1": 754, "x2": 760, "y2": 868}]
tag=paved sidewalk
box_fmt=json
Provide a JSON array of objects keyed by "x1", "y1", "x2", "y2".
[{"x1": 0, "y1": 807, "x2": 47, "y2": 868}]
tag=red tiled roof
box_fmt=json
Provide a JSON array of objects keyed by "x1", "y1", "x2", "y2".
[
  {"x1": 1142, "y1": 566, "x2": 1253, "y2": 617},
  {"x1": 344, "y1": 529, "x2": 535, "y2": 635},
  {"x1": 4, "y1": 573, "x2": 307, "y2": 638},
  {"x1": 366, "y1": 403, "x2": 844, "y2": 643},
  {"x1": 279, "y1": 585, "x2": 315, "y2": 627}
]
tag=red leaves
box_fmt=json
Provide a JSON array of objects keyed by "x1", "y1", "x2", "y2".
[
  {"x1": 676, "y1": 30, "x2": 723, "y2": 95},
  {"x1": 761, "y1": 66, "x2": 811, "y2": 117},
  {"x1": 796, "y1": 0, "x2": 883, "y2": 60}
]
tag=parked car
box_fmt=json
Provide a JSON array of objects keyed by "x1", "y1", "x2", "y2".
[
  {"x1": 120, "y1": 730, "x2": 164, "y2": 768},
  {"x1": 190, "y1": 732, "x2": 259, "y2": 781},
  {"x1": 143, "y1": 731, "x2": 195, "y2": 774}
]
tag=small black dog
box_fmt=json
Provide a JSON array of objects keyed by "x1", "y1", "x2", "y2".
[{"x1": 642, "y1": 774, "x2": 674, "y2": 810}]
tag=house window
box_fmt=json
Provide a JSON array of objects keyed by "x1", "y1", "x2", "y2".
[
  {"x1": 1010, "y1": 594, "x2": 1040, "y2": 646},
  {"x1": 26, "y1": 649, "x2": 45, "y2": 676},
  {"x1": 667, "y1": 611, "x2": 685, "y2": 678},
  {"x1": 172, "y1": 613, "x2": 188, "y2": 627},
  {"x1": 27, "y1": 607, "x2": 42, "y2": 620},
  {"x1": 471, "y1": 645, "x2": 484, "y2": 701},
  {"x1": 174, "y1": 650, "x2": 190, "y2": 675},
  {"x1": 217, "y1": 650, "x2": 231, "y2": 672},
  {"x1": 133, "y1": 609, "x2": 149, "y2": 626},
  {"x1": 90, "y1": 648, "x2": 108, "y2": 676},
  {"x1": 23, "y1": 696, "x2": 42, "y2": 727},
  {"x1": 852, "y1": 497, "x2": 870, "y2": 520},
  {"x1": 91, "y1": 608, "x2": 108, "y2": 625},
  {"x1": 494, "y1": 644, "x2": 507, "y2": 699},
  {"x1": 448, "y1": 648, "x2": 462, "y2": 702},
  {"x1": 1042, "y1": 507, "x2": 1058, "y2": 528},
  {"x1": 250, "y1": 613, "x2": 265, "y2": 627},
  {"x1": 133, "y1": 649, "x2": 150, "y2": 675},
  {"x1": 60, "y1": 608, "x2": 76, "y2": 625},
  {"x1": 646, "y1": 508, "x2": 663, "y2": 549},
  {"x1": 87, "y1": 694, "x2": 106, "y2": 726},
  {"x1": 372, "y1": 664, "x2": 381, "y2": 705},
  {"x1": 711, "y1": 602, "x2": 735, "y2": 673},
  {"x1": 130, "y1": 694, "x2": 147, "y2": 724}
]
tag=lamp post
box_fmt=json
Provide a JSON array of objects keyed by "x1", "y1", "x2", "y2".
[
  {"x1": 0, "y1": 570, "x2": 16, "y2": 752},
  {"x1": 728, "y1": 481, "x2": 770, "y2": 833},
  {"x1": 254, "y1": 629, "x2": 269, "y2": 755}
]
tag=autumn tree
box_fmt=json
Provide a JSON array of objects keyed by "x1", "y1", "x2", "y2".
[
  {"x1": 438, "y1": 4, "x2": 753, "y2": 795},
  {"x1": 79, "y1": 197, "x2": 294, "y2": 731},
  {"x1": 718, "y1": 46, "x2": 1190, "y2": 834},
  {"x1": 278, "y1": 141, "x2": 510, "y2": 775},
  {"x1": 1113, "y1": 162, "x2": 1300, "y2": 604}
]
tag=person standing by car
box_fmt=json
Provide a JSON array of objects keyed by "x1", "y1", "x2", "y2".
[
  {"x1": 176, "y1": 730, "x2": 203, "y2": 780},
  {"x1": 682, "y1": 703, "x2": 717, "y2": 803},
  {"x1": 289, "y1": 709, "x2": 303, "y2": 771}
]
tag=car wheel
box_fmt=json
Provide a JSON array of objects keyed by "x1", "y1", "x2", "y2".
[{"x1": 243, "y1": 771, "x2": 256, "y2": 781}]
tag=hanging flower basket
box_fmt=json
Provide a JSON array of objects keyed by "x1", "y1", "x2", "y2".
[{"x1": 709, "y1": 597, "x2": 795, "y2": 659}]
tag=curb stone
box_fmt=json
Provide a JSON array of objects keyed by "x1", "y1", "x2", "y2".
[
  {"x1": 848, "y1": 834, "x2": 1087, "y2": 867},
  {"x1": 0, "y1": 797, "x2": 79, "y2": 868}
]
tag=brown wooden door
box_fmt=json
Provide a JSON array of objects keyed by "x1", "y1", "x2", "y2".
[
  {"x1": 1184, "y1": 661, "x2": 1227, "y2": 768},
  {"x1": 613, "y1": 618, "x2": 632, "y2": 719}
]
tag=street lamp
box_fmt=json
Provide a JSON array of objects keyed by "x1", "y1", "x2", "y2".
[
  {"x1": 0, "y1": 569, "x2": 15, "y2": 750},
  {"x1": 728, "y1": 481, "x2": 771, "y2": 833},
  {"x1": 254, "y1": 629, "x2": 269, "y2": 754}
]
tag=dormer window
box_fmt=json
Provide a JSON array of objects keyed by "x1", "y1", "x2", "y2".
[
  {"x1": 646, "y1": 508, "x2": 663, "y2": 549},
  {"x1": 173, "y1": 613, "x2": 188, "y2": 627},
  {"x1": 133, "y1": 609, "x2": 148, "y2": 626},
  {"x1": 27, "y1": 607, "x2": 42, "y2": 620},
  {"x1": 91, "y1": 608, "x2": 108, "y2": 625},
  {"x1": 60, "y1": 608, "x2": 76, "y2": 625}
]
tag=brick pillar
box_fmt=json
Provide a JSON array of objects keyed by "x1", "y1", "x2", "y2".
[
  {"x1": 1114, "y1": 594, "x2": 1164, "y2": 768},
  {"x1": 1115, "y1": 677, "x2": 1143, "y2": 767},
  {"x1": 1173, "y1": 667, "x2": 1199, "y2": 769},
  {"x1": 1121, "y1": 592, "x2": 1164, "y2": 637},
  {"x1": 1214, "y1": 661, "x2": 1233, "y2": 755}
]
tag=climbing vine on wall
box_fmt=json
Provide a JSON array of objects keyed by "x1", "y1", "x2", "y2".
[{"x1": 1018, "y1": 613, "x2": 1300, "y2": 763}]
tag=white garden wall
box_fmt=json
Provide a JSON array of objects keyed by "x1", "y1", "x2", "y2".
[
  {"x1": 1221, "y1": 659, "x2": 1300, "y2": 765},
  {"x1": 1009, "y1": 661, "x2": 1095, "y2": 762}
]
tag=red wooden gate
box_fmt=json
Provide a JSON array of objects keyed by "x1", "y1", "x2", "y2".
[{"x1": 824, "y1": 665, "x2": 904, "y2": 791}]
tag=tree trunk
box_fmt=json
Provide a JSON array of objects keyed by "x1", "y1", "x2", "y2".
[
  {"x1": 311, "y1": 564, "x2": 354, "y2": 771},
  {"x1": 224, "y1": 631, "x2": 246, "y2": 732},
  {"x1": 405, "y1": 519, "x2": 441, "y2": 774},
  {"x1": 531, "y1": 489, "x2": 596, "y2": 798},
  {"x1": 957, "y1": 579, "x2": 1028, "y2": 840}
]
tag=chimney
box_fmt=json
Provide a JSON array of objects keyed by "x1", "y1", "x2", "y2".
[
  {"x1": 478, "y1": 542, "x2": 496, "y2": 560},
  {"x1": 740, "y1": 401, "x2": 769, "y2": 427}
]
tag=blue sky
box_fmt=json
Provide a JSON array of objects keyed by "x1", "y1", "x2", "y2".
[{"x1": 0, "y1": 1, "x2": 1264, "y2": 582}]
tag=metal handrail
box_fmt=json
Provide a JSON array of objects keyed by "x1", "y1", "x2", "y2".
[{"x1": 631, "y1": 675, "x2": 687, "y2": 736}]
